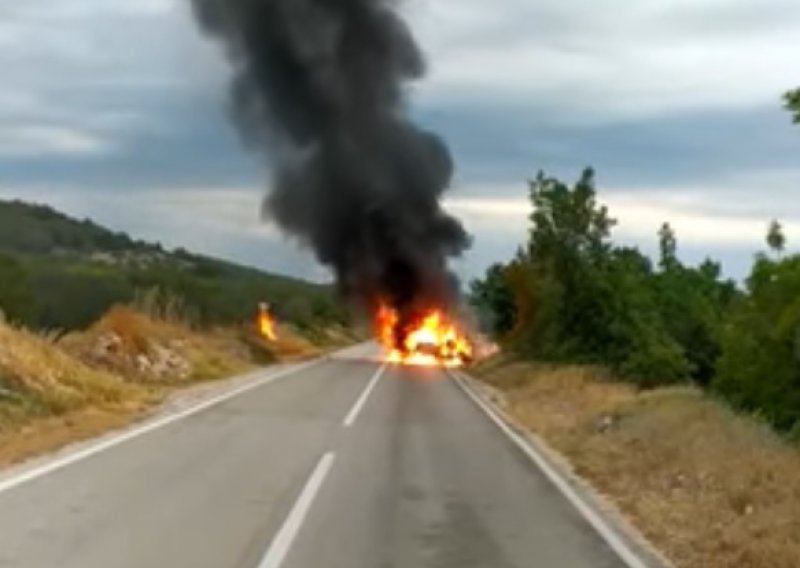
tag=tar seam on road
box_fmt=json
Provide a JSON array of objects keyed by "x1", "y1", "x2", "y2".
[
  {"x1": 342, "y1": 363, "x2": 386, "y2": 427},
  {"x1": 0, "y1": 359, "x2": 323, "y2": 496},
  {"x1": 449, "y1": 371, "x2": 651, "y2": 568},
  {"x1": 257, "y1": 452, "x2": 336, "y2": 568}
]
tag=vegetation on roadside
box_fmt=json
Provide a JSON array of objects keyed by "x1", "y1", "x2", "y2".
[
  {"x1": 0, "y1": 317, "x2": 146, "y2": 428},
  {"x1": 466, "y1": 86, "x2": 800, "y2": 568},
  {"x1": 473, "y1": 359, "x2": 800, "y2": 568},
  {"x1": 0, "y1": 199, "x2": 348, "y2": 332},
  {"x1": 0, "y1": 314, "x2": 151, "y2": 465},
  {"x1": 0, "y1": 200, "x2": 359, "y2": 465},
  {"x1": 0, "y1": 296, "x2": 352, "y2": 466},
  {"x1": 470, "y1": 167, "x2": 799, "y2": 434}
]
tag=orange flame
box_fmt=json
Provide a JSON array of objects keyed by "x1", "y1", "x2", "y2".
[
  {"x1": 375, "y1": 302, "x2": 472, "y2": 367},
  {"x1": 257, "y1": 303, "x2": 277, "y2": 341}
]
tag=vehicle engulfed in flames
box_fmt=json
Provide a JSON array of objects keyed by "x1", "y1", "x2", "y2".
[{"x1": 375, "y1": 302, "x2": 472, "y2": 368}]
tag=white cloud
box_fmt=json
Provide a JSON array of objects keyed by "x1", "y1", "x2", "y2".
[
  {"x1": 1, "y1": 0, "x2": 798, "y2": 281},
  {"x1": 0, "y1": 125, "x2": 113, "y2": 157},
  {"x1": 410, "y1": 0, "x2": 800, "y2": 122},
  {"x1": 143, "y1": 187, "x2": 281, "y2": 239},
  {"x1": 446, "y1": 170, "x2": 800, "y2": 249},
  {"x1": 0, "y1": 0, "x2": 174, "y2": 22},
  {"x1": 0, "y1": 0, "x2": 223, "y2": 143}
]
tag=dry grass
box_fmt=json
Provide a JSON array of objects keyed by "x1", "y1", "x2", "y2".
[
  {"x1": 0, "y1": 320, "x2": 152, "y2": 466},
  {"x1": 0, "y1": 305, "x2": 350, "y2": 468},
  {"x1": 0, "y1": 321, "x2": 146, "y2": 418},
  {"x1": 61, "y1": 306, "x2": 254, "y2": 383},
  {"x1": 473, "y1": 359, "x2": 800, "y2": 568},
  {"x1": 265, "y1": 322, "x2": 362, "y2": 361},
  {"x1": 0, "y1": 406, "x2": 146, "y2": 467},
  {"x1": 267, "y1": 324, "x2": 322, "y2": 360}
]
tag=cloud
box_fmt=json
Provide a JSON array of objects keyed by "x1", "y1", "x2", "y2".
[
  {"x1": 0, "y1": 0, "x2": 171, "y2": 20},
  {"x1": 409, "y1": 0, "x2": 800, "y2": 122},
  {"x1": 0, "y1": 124, "x2": 113, "y2": 157},
  {"x1": 0, "y1": 0, "x2": 798, "y2": 285},
  {"x1": 419, "y1": 102, "x2": 800, "y2": 194},
  {"x1": 0, "y1": 0, "x2": 224, "y2": 129},
  {"x1": 141, "y1": 187, "x2": 280, "y2": 239},
  {"x1": 444, "y1": 185, "x2": 795, "y2": 281},
  {"x1": 447, "y1": 177, "x2": 800, "y2": 250}
]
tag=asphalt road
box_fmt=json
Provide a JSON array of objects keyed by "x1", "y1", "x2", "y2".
[{"x1": 0, "y1": 344, "x2": 641, "y2": 568}]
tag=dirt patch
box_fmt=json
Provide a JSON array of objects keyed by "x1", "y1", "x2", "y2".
[{"x1": 472, "y1": 358, "x2": 800, "y2": 568}]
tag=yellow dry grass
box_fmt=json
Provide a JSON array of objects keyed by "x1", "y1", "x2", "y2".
[
  {"x1": 0, "y1": 305, "x2": 350, "y2": 468},
  {"x1": 0, "y1": 406, "x2": 146, "y2": 467},
  {"x1": 473, "y1": 359, "x2": 800, "y2": 568},
  {"x1": 0, "y1": 321, "x2": 145, "y2": 417},
  {"x1": 0, "y1": 320, "x2": 151, "y2": 465},
  {"x1": 267, "y1": 324, "x2": 321, "y2": 360},
  {"x1": 61, "y1": 306, "x2": 254, "y2": 383}
]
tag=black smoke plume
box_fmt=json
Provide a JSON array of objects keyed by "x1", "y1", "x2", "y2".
[{"x1": 191, "y1": 0, "x2": 471, "y2": 335}]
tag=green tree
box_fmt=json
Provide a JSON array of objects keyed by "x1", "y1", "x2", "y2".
[
  {"x1": 658, "y1": 222, "x2": 678, "y2": 271},
  {"x1": 0, "y1": 254, "x2": 34, "y2": 322},
  {"x1": 469, "y1": 263, "x2": 516, "y2": 337},
  {"x1": 528, "y1": 167, "x2": 616, "y2": 263},
  {"x1": 784, "y1": 88, "x2": 800, "y2": 123},
  {"x1": 714, "y1": 255, "x2": 800, "y2": 431},
  {"x1": 29, "y1": 267, "x2": 132, "y2": 330},
  {"x1": 654, "y1": 256, "x2": 734, "y2": 385},
  {"x1": 522, "y1": 168, "x2": 618, "y2": 360},
  {"x1": 477, "y1": 169, "x2": 740, "y2": 387},
  {"x1": 602, "y1": 247, "x2": 691, "y2": 385},
  {"x1": 767, "y1": 219, "x2": 786, "y2": 255}
]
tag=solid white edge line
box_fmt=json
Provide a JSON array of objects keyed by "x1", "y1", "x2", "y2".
[
  {"x1": 449, "y1": 370, "x2": 650, "y2": 568},
  {"x1": 0, "y1": 358, "x2": 323, "y2": 496},
  {"x1": 342, "y1": 363, "x2": 386, "y2": 427},
  {"x1": 258, "y1": 452, "x2": 336, "y2": 568}
]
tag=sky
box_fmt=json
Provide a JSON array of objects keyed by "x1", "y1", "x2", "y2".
[{"x1": 1, "y1": 0, "x2": 799, "y2": 282}]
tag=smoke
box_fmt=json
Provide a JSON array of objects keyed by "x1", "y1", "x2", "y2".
[{"x1": 190, "y1": 0, "x2": 471, "y2": 325}]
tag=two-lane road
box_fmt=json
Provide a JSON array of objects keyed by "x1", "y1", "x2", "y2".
[{"x1": 0, "y1": 345, "x2": 646, "y2": 568}]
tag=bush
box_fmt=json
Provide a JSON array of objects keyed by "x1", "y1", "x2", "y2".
[
  {"x1": 713, "y1": 256, "x2": 800, "y2": 431},
  {"x1": 471, "y1": 169, "x2": 733, "y2": 390},
  {"x1": 0, "y1": 254, "x2": 34, "y2": 323}
]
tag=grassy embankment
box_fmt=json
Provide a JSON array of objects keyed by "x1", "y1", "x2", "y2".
[
  {"x1": 472, "y1": 356, "x2": 800, "y2": 568},
  {"x1": 0, "y1": 305, "x2": 355, "y2": 467}
]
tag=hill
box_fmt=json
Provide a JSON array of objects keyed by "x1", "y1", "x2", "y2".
[{"x1": 0, "y1": 199, "x2": 347, "y2": 332}]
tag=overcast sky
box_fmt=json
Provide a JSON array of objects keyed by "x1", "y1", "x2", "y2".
[{"x1": 1, "y1": 0, "x2": 799, "y2": 282}]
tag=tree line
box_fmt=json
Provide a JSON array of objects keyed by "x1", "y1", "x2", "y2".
[
  {"x1": 0, "y1": 253, "x2": 348, "y2": 332},
  {"x1": 471, "y1": 92, "x2": 800, "y2": 435},
  {"x1": 0, "y1": 200, "x2": 348, "y2": 333}
]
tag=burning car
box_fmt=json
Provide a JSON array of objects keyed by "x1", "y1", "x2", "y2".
[{"x1": 375, "y1": 303, "x2": 473, "y2": 368}]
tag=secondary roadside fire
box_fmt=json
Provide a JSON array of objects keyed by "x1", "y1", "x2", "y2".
[
  {"x1": 256, "y1": 302, "x2": 277, "y2": 341},
  {"x1": 375, "y1": 302, "x2": 472, "y2": 367}
]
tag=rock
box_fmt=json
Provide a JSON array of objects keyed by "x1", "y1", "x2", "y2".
[
  {"x1": 149, "y1": 345, "x2": 191, "y2": 379},
  {"x1": 93, "y1": 333, "x2": 122, "y2": 359},
  {"x1": 595, "y1": 413, "x2": 619, "y2": 433},
  {"x1": 136, "y1": 354, "x2": 152, "y2": 375}
]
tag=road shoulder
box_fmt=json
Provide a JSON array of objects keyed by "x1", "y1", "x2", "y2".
[
  {"x1": 0, "y1": 360, "x2": 313, "y2": 494},
  {"x1": 452, "y1": 369, "x2": 673, "y2": 568}
]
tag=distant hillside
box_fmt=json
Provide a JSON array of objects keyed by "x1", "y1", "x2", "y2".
[
  {"x1": 0, "y1": 199, "x2": 347, "y2": 332},
  {"x1": 0, "y1": 200, "x2": 161, "y2": 256}
]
